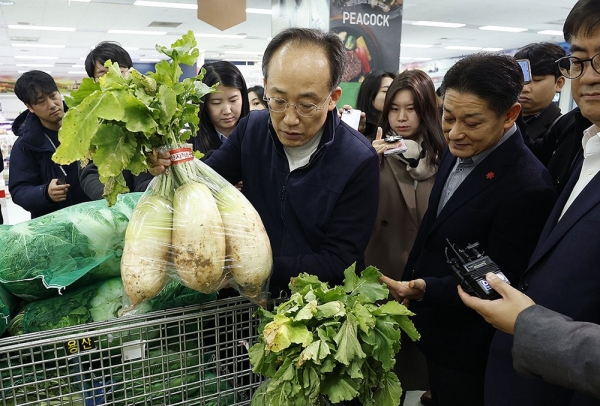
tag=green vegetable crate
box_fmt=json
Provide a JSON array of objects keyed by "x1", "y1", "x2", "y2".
[{"x1": 0, "y1": 297, "x2": 274, "y2": 405}]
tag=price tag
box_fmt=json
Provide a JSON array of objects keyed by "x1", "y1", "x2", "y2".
[
  {"x1": 169, "y1": 147, "x2": 194, "y2": 165},
  {"x1": 122, "y1": 340, "x2": 146, "y2": 361}
]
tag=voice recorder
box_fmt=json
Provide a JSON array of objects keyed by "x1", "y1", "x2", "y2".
[{"x1": 445, "y1": 239, "x2": 510, "y2": 300}]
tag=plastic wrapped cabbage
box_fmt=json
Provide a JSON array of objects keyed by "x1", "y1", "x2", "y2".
[{"x1": 0, "y1": 193, "x2": 142, "y2": 300}]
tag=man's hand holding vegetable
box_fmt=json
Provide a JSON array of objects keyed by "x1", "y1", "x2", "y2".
[{"x1": 147, "y1": 149, "x2": 172, "y2": 177}]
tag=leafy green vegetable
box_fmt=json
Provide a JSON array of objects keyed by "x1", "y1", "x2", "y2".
[
  {"x1": 249, "y1": 264, "x2": 420, "y2": 406},
  {"x1": 0, "y1": 193, "x2": 142, "y2": 300},
  {"x1": 53, "y1": 31, "x2": 215, "y2": 205},
  {"x1": 7, "y1": 277, "x2": 216, "y2": 336},
  {"x1": 0, "y1": 284, "x2": 18, "y2": 336}
]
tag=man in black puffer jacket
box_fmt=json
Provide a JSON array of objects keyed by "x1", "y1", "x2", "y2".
[{"x1": 9, "y1": 70, "x2": 90, "y2": 218}]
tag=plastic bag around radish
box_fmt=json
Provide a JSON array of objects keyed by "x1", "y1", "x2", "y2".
[{"x1": 120, "y1": 145, "x2": 273, "y2": 312}]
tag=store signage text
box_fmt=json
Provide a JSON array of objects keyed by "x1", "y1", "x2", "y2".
[{"x1": 342, "y1": 12, "x2": 390, "y2": 27}]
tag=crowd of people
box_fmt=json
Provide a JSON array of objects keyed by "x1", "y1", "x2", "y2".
[{"x1": 4, "y1": 0, "x2": 600, "y2": 404}]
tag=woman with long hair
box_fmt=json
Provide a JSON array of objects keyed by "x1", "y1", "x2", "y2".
[
  {"x1": 355, "y1": 70, "x2": 395, "y2": 139},
  {"x1": 365, "y1": 69, "x2": 446, "y2": 405},
  {"x1": 247, "y1": 85, "x2": 268, "y2": 111},
  {"x1": 194, "y1": 61, "x2": 250, "y2": 158}
]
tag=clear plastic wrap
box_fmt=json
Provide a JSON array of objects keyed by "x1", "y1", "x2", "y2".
[
  {"x1": 0, "y1": 193, "x2": 142, "y2": 300},
  {"x1": 6, "y1": 277, "x2": 216, "y2": 336},
  {"x1": 121, "y1": 145, "x2": 273, "y2": 311}
]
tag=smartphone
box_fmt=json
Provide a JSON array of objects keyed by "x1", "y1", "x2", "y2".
[
  {"x1": 341, "y1": 108, "x2": 362, "y2": 131},
  {"x1": 56, "y1": 177, "x2": 66, "y2": 185},
  {"x1": 516, "y1": 59, "x2": 532, "y2": 84},
  {"x1": 383, "y1": 138, "x2": 408, "y2": 156}
]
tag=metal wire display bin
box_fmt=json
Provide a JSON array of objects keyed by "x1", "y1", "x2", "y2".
[{"x1": 0, "y1": 296, "x2": 272, "y2": 406}]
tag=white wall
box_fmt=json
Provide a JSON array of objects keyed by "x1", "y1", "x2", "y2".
[{"x1": 0, "y1": 94, "x2": 25, "y2": 120}]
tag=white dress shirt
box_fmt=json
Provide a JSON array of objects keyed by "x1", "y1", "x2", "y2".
[{"x1": 560, "y1": 124, "x2": 600, "y2": 219}]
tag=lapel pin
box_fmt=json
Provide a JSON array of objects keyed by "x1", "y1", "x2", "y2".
[{"x1": 486, "y1": 172, "x2": 495, "y2": 180}]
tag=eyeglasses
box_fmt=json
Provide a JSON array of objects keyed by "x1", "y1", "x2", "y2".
[
  {"x1": 263, "y1": 92, "x2": 332, "y2": 118},
  {"x1": 556, "y1": 53, "x2": 600, "y2": 79}
]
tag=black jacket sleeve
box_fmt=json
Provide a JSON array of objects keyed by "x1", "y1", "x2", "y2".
[{"x1": 79, "y1": 161, "x2": 105, "y2": 201}]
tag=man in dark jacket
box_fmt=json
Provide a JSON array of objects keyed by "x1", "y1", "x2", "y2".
[
  {"x1": 381, "y1": 53, "x2": 557, "y2": 406},
  {"x1": 9, "y1": 70, "x2": 89, "y2": 218},
  {"x1": 529, "y1": 107, "x2": 591, "y2": 192},
  {"x1": 79, "y1": 41, "x2": 154, "y2": 200},
  {"x1": 203, "y1": 28, "x2": 380, "y2": 295},
  {"x1": 514, "y1": 42, "x2": 566, "y2": 141}
]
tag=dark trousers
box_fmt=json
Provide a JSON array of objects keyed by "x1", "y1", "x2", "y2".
[{"x1": 427, "y1": 358, "x2": 484, "y2": 406}]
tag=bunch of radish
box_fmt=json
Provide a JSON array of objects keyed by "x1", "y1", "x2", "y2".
[
  {"x1": 121, "y1": 146, "x2": 273, "y2": 309},
  {"x1": 51, "y1": 32, "x2": 273, "y2": 308}
]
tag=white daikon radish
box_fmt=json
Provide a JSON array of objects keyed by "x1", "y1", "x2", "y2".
[
  {"x1": 172, "y1": 182, "x2": 226, "y2": 293},
  {"x1": 214, "y1": 184, "x2": 273, "y2": 299},
  {"x1": 121, "y1": 194, "x2": 172, "y2": 306}
]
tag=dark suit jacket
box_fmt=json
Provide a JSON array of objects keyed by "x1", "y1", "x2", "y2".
[
  {"x1": 486, "y1": 161, "x2": 600, "y2": 406},
  {"x1": 524, "y1": 102, "x2": 562, "y2": 141},
  {"x1": 403, "y1": 128, "x2": 557, "y2": 375},
  {"x1": 528, "y1": 107, "x2": 591, "y2": 192}
]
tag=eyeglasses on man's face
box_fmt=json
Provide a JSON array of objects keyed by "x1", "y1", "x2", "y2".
[
  {"x1": 556, "y1": 53, "x2": 600, "y2": 79},
  {"x1": 263, "y1": 92, "x2": 332, "y2": 118}
]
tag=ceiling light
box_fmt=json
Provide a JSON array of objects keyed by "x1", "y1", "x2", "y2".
[
  {"x1": 223, "y1": 51, "x2": 263, "y2": 55},
  {"x1": 400, "y1": 57, "x2": 433, "y2": 61},
  {"x1": 246, "y1": 8, "x2": 272, "y2": 15},
  {"x1": 445, "y1": 46, "x2": 482, "y2": 51},
  {"x1": 68, "y1": 71, "x2": 87, "y2": 74},
  {"x1": 479, "y1": 26, "x2": 528, "y2": 33},
  {"x1": 134, "y1": 0, "x2": 196, "y2": 9},
  {"x1": 537, "y1": 30, "x2": 563, "y2": 36},
  {"x1": 9, "y1": 24, "x2": 76, "y2": 32},
  {"x1": 14, "y1": 55, "x2": 59, "y2": 60},
  {"x1": 139, "y1": 58, "x2": 162, "y2": 62},
  {"x1": 69, "y1": 0, "x2": 91, "y2": 2},
  {"x1": 0, "y1": 1, "x2": 15, "y2": 5},
  {"x1": 195, "y1": 33, "x2": 247, "y2": 39},
  {"x1": 412, "y1": 21, "x2": 465, "y2": 28},
  {"x1": 19, "y1": 70, "x2": 52, "y2": 74},
  {"x1": 124, "y1": 47, "x2": 140, "y2": 51},
  {"x1": 72, "y1": 64, "x2": 84, "y2": 68},
  {"x1": 107, "y1": 29, "x2": 167, "y2": 35},
  {"x1": 12, "y1": 43, "x2": 66, "y2": 48},
  {"x1": 16, "y1": 63, "x2": 55, "y2": 67},
  {"x1": 482, "y1": 47, "x2": 504, "y2": 52},
  {"x1": 401, "y1": 43, "x2": 434, "y2": 48}
]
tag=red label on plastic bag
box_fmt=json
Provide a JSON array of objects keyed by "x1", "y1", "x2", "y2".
[{"x1": 169, "y1": 147, "x2": 194, "y2": 164}]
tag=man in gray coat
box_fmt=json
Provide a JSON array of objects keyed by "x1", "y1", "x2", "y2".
[{"x1": 459, "y1": 272, "x2": 600, "y2": 399}]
